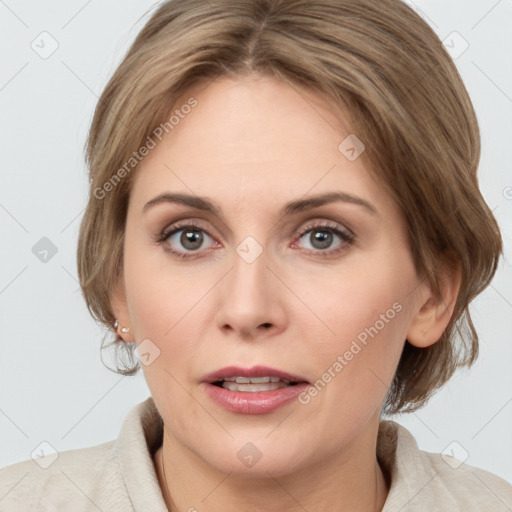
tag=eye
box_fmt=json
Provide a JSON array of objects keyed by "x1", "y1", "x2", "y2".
[
  {"x1": 157, "y1": 219, "x2": 355, "y2": 259},
  {"x1": 293, "y1": 221, "x2": 355, "y2": 256},
  {"x1": 158, "y1": 221, "x2": 217, "y2": 258}
]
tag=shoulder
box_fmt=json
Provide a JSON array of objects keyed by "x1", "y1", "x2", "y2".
[
  {"x1": 0, "y1": 439, "x2": 129, "y2": 511},
  {"x1": 379, "y1": 419, "x2": 512, "y2": 511},
  {"x1": 422, "y1": 447, "x2": 512, "y2": 508},
  {"x1": 0, "y1": 397, "x2": 163, "y2": 512}
]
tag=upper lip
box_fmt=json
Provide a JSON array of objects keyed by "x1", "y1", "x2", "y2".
[{"x1": 202, "y1": 365, "x2": 310, "y2": 384}]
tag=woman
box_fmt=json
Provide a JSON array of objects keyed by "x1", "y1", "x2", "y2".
[{"x1": 1, "y1": 0, "x2": 511, "y2": 510}]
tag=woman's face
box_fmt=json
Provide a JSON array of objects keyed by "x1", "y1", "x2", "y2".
[{"x1": 115, "y1": 75, "x2": 428, "y2": 476}]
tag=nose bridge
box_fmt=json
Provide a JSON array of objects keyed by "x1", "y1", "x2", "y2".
[
  {"x1": 230, "y1": 234, "x2": 272, "y2": 302},
  {"x1": 215, "y1": 234, "x2": 282, "y2": 333}
]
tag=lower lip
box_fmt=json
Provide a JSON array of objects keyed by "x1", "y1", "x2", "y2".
[{"x1": 202, "y1": 382, "x2": 310, "y2": 414}]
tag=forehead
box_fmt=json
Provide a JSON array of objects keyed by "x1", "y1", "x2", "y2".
[{"x1": 129, "y1": 75, "x2": 385, "y2": 216}]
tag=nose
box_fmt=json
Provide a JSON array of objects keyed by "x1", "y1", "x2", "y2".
[{"x1": 214, "y1": 243, "x2": 286, "y2": 340}]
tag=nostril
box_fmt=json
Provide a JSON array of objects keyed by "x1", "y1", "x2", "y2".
[{"x1": 262, "y1": 323, "x2": 272, "y2": 328}]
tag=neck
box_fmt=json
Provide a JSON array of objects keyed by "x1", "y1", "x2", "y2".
[{"x1": 154, "y1": 417, "x2": 390, "y2": 512}]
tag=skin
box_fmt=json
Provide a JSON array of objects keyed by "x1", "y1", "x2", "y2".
[{"x1": 111, "y1": 74, "x2": 461, "y2": 512}]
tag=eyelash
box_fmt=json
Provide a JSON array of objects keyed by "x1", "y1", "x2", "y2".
[{"x1": 156, "y1": 220, "x2": 356, "y2": 259}]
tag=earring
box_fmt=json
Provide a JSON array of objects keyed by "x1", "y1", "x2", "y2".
[{"x1": 114, "y1": 319, "x2": 130, "y2": 333}]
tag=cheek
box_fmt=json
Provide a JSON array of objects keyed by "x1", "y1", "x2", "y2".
[
  {"x1": 300, "y1": 256, "x2": 411, "y2": 346},
  {"x1": 126, "y1": 257, "x2": 213, "y2": 433},
  {"x1": 123, "y1": 271, "x2": 231, "y2": 445},
  {"x1": 123, "y1": 224, "x2": 201, "y2": 332},
  {"x1": 298, "y1": 254, "x2": 414, "y2": 402},
  {"x1": 127, "y1": 274, "x2": 208, "y2": 354}
]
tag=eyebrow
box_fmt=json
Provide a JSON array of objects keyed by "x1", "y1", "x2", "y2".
[{"x1": 142, "y1": 191, "x2": 379, "y2": 217}]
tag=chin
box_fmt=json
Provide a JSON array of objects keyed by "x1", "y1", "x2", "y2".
[{"x1": 190, "y1": 434, "x2": 318, "y2": 479}]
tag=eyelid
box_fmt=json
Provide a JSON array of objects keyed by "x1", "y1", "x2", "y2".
[
  {"x1": 158, "y1": 219, "x2": 216, "y2": 243},
  {"x1": 159, "y1": 217, "x2": 350, "y2": 241},
  {"x1": 295, "y1": 219, "x2": 354, "y2": 238}
]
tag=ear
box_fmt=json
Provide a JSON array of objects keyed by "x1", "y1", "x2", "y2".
[
  {"x1": 110, "y1": 277, "x2": 135, "y2": 343},
  {"x1": 406, "y1": 258, "x2": 462, "y2": 348}
]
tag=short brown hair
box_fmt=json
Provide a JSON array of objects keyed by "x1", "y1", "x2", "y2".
[{"x1": 77, "y1": 0, "x2": 502, "y2": 413}]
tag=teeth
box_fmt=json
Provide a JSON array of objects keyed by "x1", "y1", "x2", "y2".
[
  {"x1": 242, "y1": 376, "x2": 267, "y2": 383},
  {"x1": 221, "y1": 376, "x2": 290, "y2": 384},
  {"x1": 221, "y1": 381, "x2": 290, "y2": 392},
  {"x1": 216, "y1": 376, "x2": 296, "y2": 391}
]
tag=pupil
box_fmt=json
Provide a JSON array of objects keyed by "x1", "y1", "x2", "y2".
[
  {"x1": 311, "y1": 230, "x2": 332, "y2": 249},
  {"x1": 181, "y1": 230, "x2": 203, "y2": 250}
]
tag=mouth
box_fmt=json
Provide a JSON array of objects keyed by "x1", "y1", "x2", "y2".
[
  {"x1": 202, "y1": 365, "x2": 309, "y2": 389},
  {"x1": 211, "y1": 376, "x2": 300, "y2": 392},
  {"x1": 202, "y1": 366, "x2": 309, "y2": 393},
  {"x1": 201, "y1": 365, "x2": 310, "y2": 414}
]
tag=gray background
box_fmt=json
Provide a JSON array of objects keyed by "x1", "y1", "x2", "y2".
[{"x1": 1, "y1": 0, "x2": 511, "y2": 484}]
